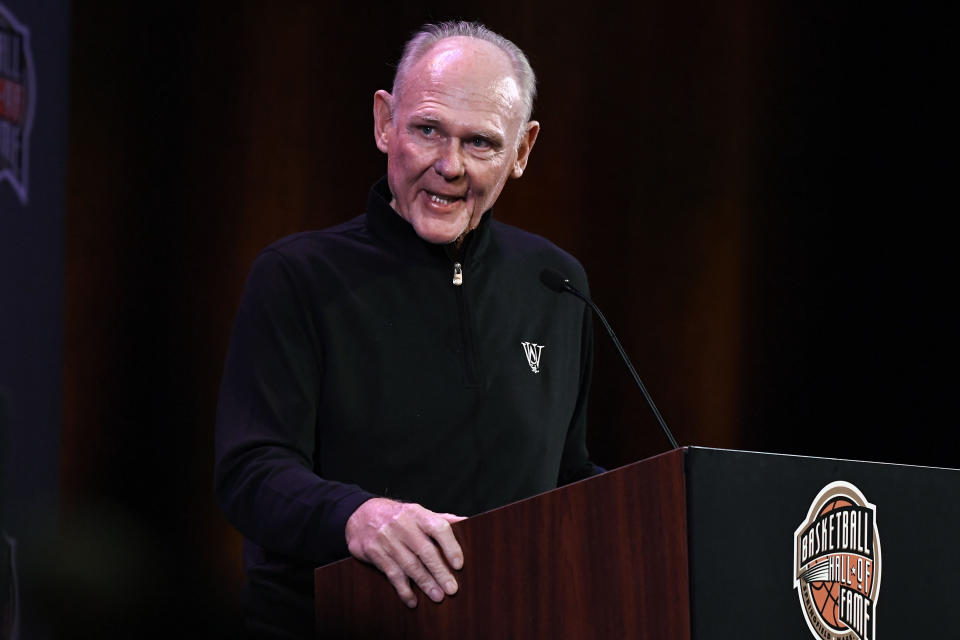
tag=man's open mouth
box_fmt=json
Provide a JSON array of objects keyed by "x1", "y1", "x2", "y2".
[{"x1": 427, "y1": 191, "x2": 463, "y2": 205}]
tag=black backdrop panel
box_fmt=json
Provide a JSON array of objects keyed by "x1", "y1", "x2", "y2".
[{"x1": 686, "y1": 447, "x2": 958, "y2": 638}]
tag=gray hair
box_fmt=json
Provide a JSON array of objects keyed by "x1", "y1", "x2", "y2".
[{"x1": 392, "y1": 21, "x2": 537, "y2": 123}]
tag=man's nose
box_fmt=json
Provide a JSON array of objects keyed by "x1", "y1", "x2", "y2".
[{"x1": 434, "y1": 140, "x2": 465, "y2": 180}]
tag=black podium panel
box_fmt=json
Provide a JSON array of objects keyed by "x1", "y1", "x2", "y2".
[{"x1": 685, "y1": 447, "x2": 958, "y2": 638}]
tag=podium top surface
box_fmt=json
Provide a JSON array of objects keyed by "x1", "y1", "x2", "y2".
[{"x1": 683, "y1": 444, "x2": 959, "y2": 473}]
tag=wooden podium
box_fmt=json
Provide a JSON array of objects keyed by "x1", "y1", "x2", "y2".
[{"x1": 314, "y1": 447, "x2": 959, "y2": 638}]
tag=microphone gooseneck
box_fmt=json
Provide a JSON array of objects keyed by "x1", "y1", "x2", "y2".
[{"x1": 540, "y1": 268, "x2": 679, "y2": 450}]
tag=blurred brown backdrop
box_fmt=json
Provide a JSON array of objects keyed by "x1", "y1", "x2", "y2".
[{"x1": 55, "y1": 1, "x2": 951, "y2": 634}]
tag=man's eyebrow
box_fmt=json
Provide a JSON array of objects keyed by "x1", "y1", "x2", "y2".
[{"x1": 409, "y1": 114, "x2": 443, "y2": 125}]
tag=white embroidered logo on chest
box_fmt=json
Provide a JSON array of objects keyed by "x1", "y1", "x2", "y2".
[{"x1": 521, "y1": 342, "x2": 545, "y2": 374}]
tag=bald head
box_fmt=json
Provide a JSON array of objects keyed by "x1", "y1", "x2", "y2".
[
  {"x1": 392, "y1": 21, "x2": 537, "y2": 123},
  {"x1": 407, "y1": 37, "x2": 526, "y2": 125}
]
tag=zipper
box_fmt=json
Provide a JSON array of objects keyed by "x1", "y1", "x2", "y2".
[
  {"x1": 452, "y1": 262, "x2": 463, "y2": 286},
  {"x1": 450, "y1": 260, "x2": 479, "y2": 385},
  {"x1": 448, "y1": 256, "x2": 480, "y2": 505}
]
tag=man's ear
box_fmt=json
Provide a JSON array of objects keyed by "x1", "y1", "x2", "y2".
[
  {"x1": 373, "y1": 90, "x2": 394, "y2": 153},
  {"x1": 512, "y1": 120, "x2": 540, "y2": 178}
]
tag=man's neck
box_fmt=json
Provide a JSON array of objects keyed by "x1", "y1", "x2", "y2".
[
  {"x1": 444, "y1": 233, "x2": 468, "y2": 261},
  {"x1": 388, "y1": 196, "x2": 472, "y2": 255}
]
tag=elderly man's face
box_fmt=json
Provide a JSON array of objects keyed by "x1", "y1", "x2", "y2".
[{"x1": 374, "y1": 37, "x2": 539, "y2": 245}]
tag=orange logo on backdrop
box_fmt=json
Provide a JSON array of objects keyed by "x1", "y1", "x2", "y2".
[{"x1": 794, "y1": 482, "x2": 882, "y2": 640}]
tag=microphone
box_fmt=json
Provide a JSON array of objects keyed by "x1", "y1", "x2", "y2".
[{"x1": 540, "y1": 268, "x2": 679, "y2": 450}]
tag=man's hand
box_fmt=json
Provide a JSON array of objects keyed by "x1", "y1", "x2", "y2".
[{"x1": 345, "y1": 498, "x2": 466, "y2": 608}]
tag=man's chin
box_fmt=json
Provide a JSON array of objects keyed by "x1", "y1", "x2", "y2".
[{"x1": 410, "y1": 219, "x2": 467, "y2": 246}]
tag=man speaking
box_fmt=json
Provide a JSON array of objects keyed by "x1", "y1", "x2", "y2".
[{"x1": 215, "y1": 21, "x2": 602, "y2": 638}]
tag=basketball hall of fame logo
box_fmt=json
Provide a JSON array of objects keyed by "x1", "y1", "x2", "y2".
[
  {"x1": 794, "y1": 482, "x2": 882, "y2": 640},
  {"x1": 0, "y1": 2, "x2": 35, "y2": 205}
]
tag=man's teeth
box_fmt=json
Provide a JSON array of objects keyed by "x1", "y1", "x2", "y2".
[{"x1": 429, "y1": 193, "x2": 457, "y2": 204}]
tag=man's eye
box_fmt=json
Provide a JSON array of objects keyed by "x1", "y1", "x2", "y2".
[
  {"x1": 469, "y1": 136, "x2": 491, "y2": 149},
  {"x1": 419, "y1": 126, "x2": 435, "y2": 136}
]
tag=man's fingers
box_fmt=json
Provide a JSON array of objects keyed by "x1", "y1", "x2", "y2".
[
  {"x1": 375, "y1": 521, "x2": 450, "y2": 604},
  {"x1": 396, "y1": 542, "x2": 447, "y2": 603},
  {"x1": 366, "y1": 545, "x2": 419, "y2": 608},
  {"x1": 392, "y1": 507, "x2": 462, "y2": 598},
  {"x1": 423, "y1": 514, "x2": 465, "y2": 573},
  {"x1": 410, "y1": 533, "x2": 459, "y2": 596},
  {"x1": 438, "y1": 513, "x2": 468, "y2": 523}
]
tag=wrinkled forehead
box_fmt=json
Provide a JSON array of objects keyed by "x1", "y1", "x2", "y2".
[{"x1": 404, "y1": 37, "x2": 524, "y2": 118}]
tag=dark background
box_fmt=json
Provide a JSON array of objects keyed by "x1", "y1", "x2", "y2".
[{"x1": 2, "y1": 1, "x2": 954, "y2": 637}]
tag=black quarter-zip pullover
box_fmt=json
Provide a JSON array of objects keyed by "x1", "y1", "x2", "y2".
[{"x1": 215, "y1": 177, "x2": 601, "y2": 635}]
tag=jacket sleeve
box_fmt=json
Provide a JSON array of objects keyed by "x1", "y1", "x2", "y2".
[
  {"x1": 557, "y1": 272, "x2": 606, "y2": 486},
  {"x1": 214, "y1": 248, "x2": 375, "y2": 566}
]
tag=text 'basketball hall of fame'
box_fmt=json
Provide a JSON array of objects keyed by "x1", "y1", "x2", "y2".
[{"x1": 794, "y1": 481, "x2": 882, "y2": 640}]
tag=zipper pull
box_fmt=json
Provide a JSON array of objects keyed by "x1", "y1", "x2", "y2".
[{"x1": 452, "y1": 262, "x2": 463, "y2": 286}]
